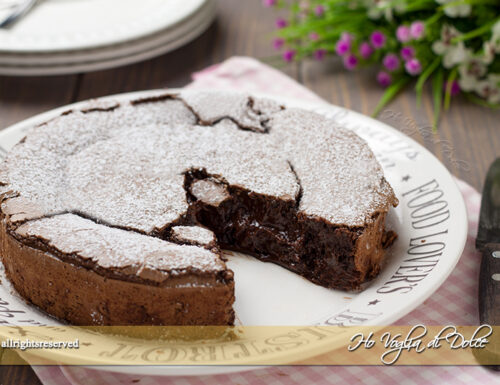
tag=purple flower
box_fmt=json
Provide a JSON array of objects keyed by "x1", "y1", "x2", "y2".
[
  {"x1": 410, "y1": 21, "x2": 425, "y2": 39},
  {"x1": 314, "y1": 5, "x2": 325, "y2": 16},
  {"x1": 343, "y1": 54, "x2": 358, "y2": 70},
  {"x1": 275, "y1": 18, "x2": 288, "y2": 29},
  {"x1": 400, "y1": 46, "x2": 415, "y2": 61},
  {"x1": 396, "y1": 25, "x2": 411, "y2": 43},
  {"x1": 444, "y1": 80, "x2": 460, "y2": 96},
  {"x1": 283, "y1": 49, "x2": 296, "y2": 62},
  {"x1": 273, "y1": 38, "x2": 285, "y2": 50},
  {"x1": 359, "y1": 42, "x2": 374, "y2": 59},
  {"x1": 314, "y1": 49, "x2": 327, "y2": 60},
  {"x1": 309, "y1": 32, "x2": 319, "y2": 41},
  {"x1": 262, "y1": 0, "x2": 277, "y2": 7},
  {"x1": 370, "y1": 30, "x2": 386, "y2": 49},
  {"x1": 383, "y1": 53, "x2": 400, "y2": 72},
  {"x1": 335, "y1": 39, "x2": 351, "y2": 56},
  {"x1": 405, "y1": 58, "x2": 422, "y2": 75},
  {"x1": 377, "y1": 71, "x2": 392, "y2": 88}
]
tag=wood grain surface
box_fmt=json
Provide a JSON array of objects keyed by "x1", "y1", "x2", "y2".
[{"x1": 0, "y1": 0, "x2": 498, "y2": 384}]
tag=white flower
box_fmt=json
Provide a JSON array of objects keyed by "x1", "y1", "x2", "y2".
[
  {"x1": 432, "y1": 25, "x2": 471, "y2": 68},
  {"x1": 482, "y1": 41, "x2": 496, "y2": 65},
  {"x1": 459, "y1": 65, "x2": 479, "y2": 92},
  {"x1": 491, "y1": 20, "x2": 500, "y2": 53},
  {"x1": 366, "y1": 0, "x2": 404, "y2": 21},
  {"x1": 458, "y1": 52, "x2": 489, "y2": 92},
  {"x1": 458, "y1": 74, "x2": 478, "y2": 92},
  {"x1": 475, "y1": 74, "x2": 500, "y2": 104},
  {"x1": 435, "y1": 0, "x2": 471, "y2": 17}
]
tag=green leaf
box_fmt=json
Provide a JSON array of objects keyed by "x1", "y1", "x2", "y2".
[
  {"x1": 431, "y1": 68, "x2": 445, "y2": 131},
  {"x1": 425, "y1": 11, "x2": 443, "y2": 27},
  {"x1": 444, "y1": 0, "x2": 500, "y2": 7},
  {"x1": 415, "y1": 57, "x2": 441, "y2": 107},
  {"x1": 372, "y1": 77, "x2": 411, "y2": 117},
  {"x1": 451, "y1": 16, "x2": 500, "y2": 43},
  {"x1": 444, "y1": 68, "x2": 458, "y2": 111},
  {"x1": 464, "y1": 92, "x2": 500, "y2": 109},
  {"x1": 403, "y1": 0, "x2": 436, "y2": 12}
]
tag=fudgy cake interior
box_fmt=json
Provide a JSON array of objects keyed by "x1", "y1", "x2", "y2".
[{"x1": 183, "y1": 170, "x2": 394, "y2": 290}]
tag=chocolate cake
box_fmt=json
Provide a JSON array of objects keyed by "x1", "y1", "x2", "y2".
[{"x1": 0, "y1": 90, "x2": 398, "y2": 326}]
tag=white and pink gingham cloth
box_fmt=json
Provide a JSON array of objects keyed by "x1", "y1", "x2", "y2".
[{"x1": 31, "y1": 57, "x2": 498, "y2": 385}]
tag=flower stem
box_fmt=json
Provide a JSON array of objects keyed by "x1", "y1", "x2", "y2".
[
  {"x1": 451, "y1": 17, "x2": 500, "y2": 43},
  {"x1": 444, "y1": 68, "x2": 458, "y2": 110},
  {"x1": 464, "y1": 93, "x2": 500, "y2": 109},
  {"x1": 432, "y1": 68, "x2": 445, "y2": 131},
  {"x1": 425, "y1": 11, "x2": 443, "y2": 27},
  {"x1": 372, "y1": 77, "x2": 411, "y2": 117},
  {"x1": 415, "y1": 57, "x2": 441, "y2": 107}
]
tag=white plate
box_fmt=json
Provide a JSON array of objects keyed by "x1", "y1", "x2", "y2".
[
  {"x1": 0, "y1": 0, "x2": 215, "y2": 65},
  {"x1": 0, "y1": 0, "x2": 215, "y2": 75},
  {"x1": 0, "y1": 0, "x2": 207, "y2": 53},
  {"x1": 0, "y1": 90, "x2": 468, "y2": 376}
]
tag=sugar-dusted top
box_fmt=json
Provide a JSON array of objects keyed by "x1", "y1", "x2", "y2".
[
  {"x1": 269, "y1": 108, "x2": 397, "y2": 225},
  {"x1": 15, "y1": 214, "x2": 225, "y2": 282},
  {"x1": 171, "y1": 226, "x2": 216, "y2": 247},
  {"x1": 1, "y1": 90, "x2": 397, "y2": 273}
]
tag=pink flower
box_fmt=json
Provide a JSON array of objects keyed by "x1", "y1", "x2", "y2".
[
  {"x1": 405, "y1": 58, "x2": 422, "y2": 75},
  {"x1": 444, "y1": 80, "x2": 460, "y2": 96},
  {"x1": 335, "y1": 39, "x2": 351, "y2": 56},
  {"x1": 377, "y1": 71, "x2": 392, "y2": 87},
  {"x1": 400, "y1": 46, "x2": 415, "y2": 61},
  {"x1": 359, "y1": 42, "x2": 374, "y2": 59},
  {"x1": 283, "y1": 49, "x2": 296, "y2": 62},
  {"x1": 314, "y1": 49, "x2": 327, "y2": 60},
  {"x1": 396, "y1": 25, "x2": 411, "y2": 43},
  {"x1": 262, "y1": 0, "x2": 277, "y2": 6},
  {"x1": 343, "y1": 54, "x2": 358, "y2": 70},
  {"x1": 273, "y1": 38, "x2": 285, "y2": 50},
  {"x1": 299, "y1": 0, "x2": 310, "y2": 11},
  {"x1": 309, "y1": 32, "x2": 319, "y2": 41},
  {"x1": 370, "y1": 30, "x2": 386, "y2": 49},
  {"x1": 383, "y1": 53, "x2": 400, "y2": 72},
  {"x1": 410, "y1": 21, "x2": 425, "y2": 39},
  {"x1": 340, "y1": 32, "x2": 353, "y2": 44},
  {"x1": 275, "y1": 18, "x2": 288, "y2": 29},
  {"x1": 314, "y1": 5, "x2": 325, "y2": 16}
]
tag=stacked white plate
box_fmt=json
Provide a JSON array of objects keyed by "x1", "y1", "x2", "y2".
[{"x1": 0, "y1": 0, "x2": 216, "y2": 76}]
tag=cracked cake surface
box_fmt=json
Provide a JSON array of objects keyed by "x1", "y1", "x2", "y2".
[{"x1": 0, "y1": 90, "x2": 397, "y2": 326}]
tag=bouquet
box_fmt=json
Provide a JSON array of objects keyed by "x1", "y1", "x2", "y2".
[{"x1": 263, "y1": 0, "x2": 500, "y2": 128}]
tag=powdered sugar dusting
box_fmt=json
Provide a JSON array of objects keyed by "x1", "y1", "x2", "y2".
[
  {"x1": 180, "y1": 90, "x2": 281, "y2": 132},
  {"x1": 1, "y1": 90, "x2": 396, "y2": 274},
  {"x1": 270, "y1": 109, "x2": 397, "y2": 225},
  {"x1": 60, "y1": 118, "x2": 298, "y2": 232},
  {"x1": 15, "y1": 214, "x2": 225, "y2": 278},
  {"x1": 171, "y1": 226, "x2": 216, "y2": 246}
]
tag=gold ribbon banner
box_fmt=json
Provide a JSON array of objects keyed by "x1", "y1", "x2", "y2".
[{"x1": 0, "y1": 325, "x2": 498, "y2": 366}]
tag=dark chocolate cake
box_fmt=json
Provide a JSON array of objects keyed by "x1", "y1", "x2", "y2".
[{"x1": 0, "y1": 90, "x2": 398, "y2": 326}]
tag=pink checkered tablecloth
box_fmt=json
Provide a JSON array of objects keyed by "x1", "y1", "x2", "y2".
[{"x1": 31, "y1": 57, "x2": 498, "y2": 385}]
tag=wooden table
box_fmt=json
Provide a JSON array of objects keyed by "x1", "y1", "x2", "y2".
[{"x1": 0, "y1": 1, "x2": 498, "y2": 383}]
